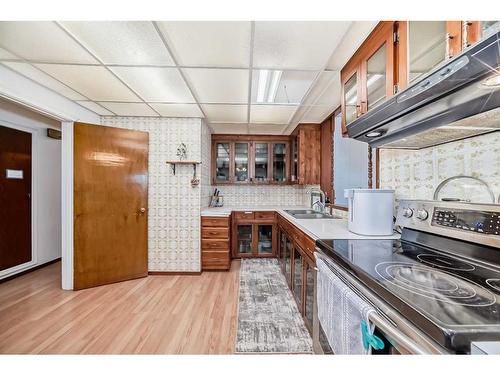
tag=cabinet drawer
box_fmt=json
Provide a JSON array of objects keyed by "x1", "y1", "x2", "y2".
[
  {"x1": 201, "y1": 216, "x2": 230, "y2": 227},
  {"x1": 255, "y1": 211, "x2": 275, "y2": 220},
  {"x1": 234, "y1": 211, "x2": 255, "y2": 220},
  {"x1": 202, "y1": 239, "x2": 229, "y2": 251},
  {"x1": 202, "y1": 251, "x2": 231, "y2": 270},
  {"x1": 202, "y1": 227, "x2": 229, "y2": 239},
  {"x1": 295, "y1": 231, "x2": 316, "y2": 255}
]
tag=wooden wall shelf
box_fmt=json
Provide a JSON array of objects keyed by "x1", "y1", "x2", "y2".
[{"x1": 166, "y1": 160, "x2": 201, "y2": 176}]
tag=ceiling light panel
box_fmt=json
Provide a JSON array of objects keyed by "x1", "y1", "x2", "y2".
[
  {"x1": 150, "y1": 103, "x2": 203, "y2": 117},
  {"x1": 251, "y1": 70, "x2": 316, "y2": 104},
  {"x1": 35, "y1": 64, "x2": 140, "y2": 102},
  {"x1": 157, "y1": 21, "x2": 251, "y2": 67},
  {"x1": 0, "y1": 21, "x2": 98, "y2": 64},
  {"x1": 250, "y1": 104, "x2": 297, "y2": 124},
  {"x1": 183, "y1": 68, "x2": 249, "y2": 103},
  {"x1": 2, "y1": 62, "x2": 87, "y2": 100},
  {"x1": 110, "y1": 67, "x2": 194, "y2": 102},
  {"x1": 98, "y1": 102, "x2": 158, "y2": 116},
  {"x1": 76, "y1": 101, "x2": 115, "y2": 116},
  {"x1": 201, "y1": 104, "x2": 248, "y2": 123},
  {"x1": 253, "y1": 21, "x2": 351, "y2": 70},
  {"x1": 60, "y1": 21, "x2": 174, "y2": 66}
]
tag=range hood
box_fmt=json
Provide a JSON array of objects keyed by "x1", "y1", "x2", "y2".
[{"x1": 347, "y1": 31, "x2": 500, "y2": 149}]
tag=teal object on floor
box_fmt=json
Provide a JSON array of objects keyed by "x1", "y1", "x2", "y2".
[{"x1": 361, "y1": 320, "x2": 385, "y2": 351}]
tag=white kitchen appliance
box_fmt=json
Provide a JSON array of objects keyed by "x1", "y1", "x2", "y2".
[{"x1": 344, "y1": 189, "x2": 395, "y2": 236}]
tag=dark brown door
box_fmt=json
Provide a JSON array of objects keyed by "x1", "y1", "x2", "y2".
[
  {"x1": 74, "y1": 122, "x2": 148, "y2": 290},
  {"x1": 0, "y1": 125, "x2": 32, "y2": 271}
]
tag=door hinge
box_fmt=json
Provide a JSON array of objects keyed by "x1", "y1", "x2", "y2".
[
  {"x1": 393, "y1": 31, "x2": 399, "y2": 43},
  {"x1": 393, "y1": 84, "x2": 400, "y2": 95}
]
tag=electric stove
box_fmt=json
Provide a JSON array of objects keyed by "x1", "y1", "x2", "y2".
[{"x1": 315, "y1": 200, "x2": 500, "y2": 353}]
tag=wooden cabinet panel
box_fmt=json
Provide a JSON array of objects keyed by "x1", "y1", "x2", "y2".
[
  {"x1": 201, "y1": 216, "x2": 230, "y2": 227},
  {"x1": 234, "y1": 211, "x2": 255, "y2": 220},
  {"x1": 255, "y1": 211, "x2": 275, "y2": 220},
  {"x1": 292, "y1": 124, "x2": 321, "y2": 185},
  {"x1": 320, "y1": 117, "x2": 333, "y2": 202},
  {"x1": 202, "y1": 251, "x2": 230, "y2": 270},
  {"x1": 201, "y1": 227, "x2": 229, "y2": 239},
  {"x1": 201, "y1": 239, "x2": 229, "y2": 251}
]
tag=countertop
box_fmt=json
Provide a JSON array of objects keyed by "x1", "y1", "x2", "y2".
[{"x1": 201, "y1": 206, "x2": 400, "y2": 241}]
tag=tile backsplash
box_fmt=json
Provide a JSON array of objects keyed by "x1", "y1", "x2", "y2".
[
  {"x1": 379, "y1": 132, "x2": 500, "y2": 203},
  {"x1": 216, "y1": 185, "x2": 314, "y2": 207}
]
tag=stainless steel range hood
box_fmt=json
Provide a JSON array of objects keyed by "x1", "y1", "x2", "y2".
[{"x1": 347, "y1": 31, "x2": 500, "y2": 149}]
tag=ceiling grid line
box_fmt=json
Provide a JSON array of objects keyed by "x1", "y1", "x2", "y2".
[
  {"x1": 151, "y1": 21, "x2": 209, "y2": 123},
  {"x1": 246, "y1": 21, "x2": 256, "y2": 133},
  {"x1": 54, "y1": 21, "x2": 163, "y2": 117},
  {"x1": 0, "y1": 43, "x2": 119, "y2": 116}
]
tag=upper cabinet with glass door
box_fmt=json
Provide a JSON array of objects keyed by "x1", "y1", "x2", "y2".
[
  {"x1": 464, "y1": 21, "x2": 500, "y2": 48},
  {"x1": 212, "y1": 135, "x2": 291, "y2": 185}
]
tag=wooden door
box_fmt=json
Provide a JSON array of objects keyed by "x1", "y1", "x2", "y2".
[
  {"x1": 0, "y1": 125, "x2": 32, "y2": 271},
  {"x1": 73, "y1": 122, "x2": 148, "y2": 290}
]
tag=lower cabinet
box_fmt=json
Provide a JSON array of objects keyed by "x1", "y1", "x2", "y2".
[
  {"x1": 293, "y1": 246, "x2": 303, "y2": 313},
  {"x1": 201, "y1": 216, "x2": 231, "y2": 271},
  {"x1": 303, "y1": 256, "x2": 315, "y2": 332},
  {"x1": 232, "y1": 211, "x2": 277, "y2": 258}
]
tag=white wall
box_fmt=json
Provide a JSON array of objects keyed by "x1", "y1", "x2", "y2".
[{"x1": 0, "y1": 98, "x2": 62, "y2": 279}]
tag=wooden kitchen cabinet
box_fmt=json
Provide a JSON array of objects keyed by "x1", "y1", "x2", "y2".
[
  {"x1": 232, "y1": 211, "x2": 277, "y2": 258},
  {"x1": 463, "y1": 21, "x2": 500, "y2": 47},
  {"x1": 290, "y1": 124, "x2": 321, "y2": 185},
  {"x1": 303, "y1": 256, "x2": 315, "y2": 333},
  {"x1": 292, "y1": 246, "x2": 303, "y2": 313},
  {"x1": 212, "y1": 135, "x2": 291, "y2": 185},
  {"x1": 201, "y1": 216, "x2": 231, "y2": 271}
]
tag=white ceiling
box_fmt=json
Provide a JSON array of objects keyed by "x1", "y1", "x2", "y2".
[{"x1": 0, "y1": 21, "x2": 377, "y2": 134}]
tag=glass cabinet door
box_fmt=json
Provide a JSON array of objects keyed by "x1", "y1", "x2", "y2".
[
  {"x1": 344, "y1": 73, "x2": 358, "y2": 125},
  {"x1": 272, "y1": 143, "x2": 287, "y2": 182},
  {"x1": 236, "y1": 225, "x2": 253, "y2": 255},
  {"x1": 215, "y1": 142, "x2": 230, "y2": 183},
  {"x1": 292, "y1": 136, "x2": 298, "y2": 182},
  {"x1": 366, "y1": 43, "x2": 387, "y2": 111},
  {"x1": 234, "y1": 143, "x2": 249, "y2": 182},
  {"x1": 285, "y1": 236, "x2": 293, "y2": 287},
  {"x1": 254, "y1": 143, "x2": 269, "y2": 182},
  {"x1": 304, "y1": 259, "x2": 315, "y2": 332},
  {"x1": 279, "y1": 230, "x2": 286, "y2": 271},
  {"x1": 408, "y1": 21, "x2": 447, "y2": 84},
  {"x1": 257, "y1": 224, "x2": 273, "y2": 255},
  {"x1": 293, "y1": 247, "x2": 303, "y2": 311}
]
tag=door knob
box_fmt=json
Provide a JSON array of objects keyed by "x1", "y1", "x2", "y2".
[{"x1": 139, "y1": 207, "x2": 146, "y2": 214}]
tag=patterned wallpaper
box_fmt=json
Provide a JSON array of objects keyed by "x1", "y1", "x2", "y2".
[
  {"x1": 379, "y1": 132, "x2": 500, "y2": 203},
  {"x1": 101, "y1": 116, "x2": 205, "y2": 272}
]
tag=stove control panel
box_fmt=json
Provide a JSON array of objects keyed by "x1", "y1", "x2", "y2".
[
  {"x1": 396, "y1": 200, "x2": 500, "y2": 248},
  {"x1": 432, "y1": 207, "x2": 500, "y2": 235}
]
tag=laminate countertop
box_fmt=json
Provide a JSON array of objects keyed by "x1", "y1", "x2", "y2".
[{"x1": 201, "y1": 206, "x2": 400, "y2": 241}]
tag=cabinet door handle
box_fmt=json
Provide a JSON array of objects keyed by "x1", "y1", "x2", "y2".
[{"x1": 244, "y1": 211, "x2": 253, "y2": 214}]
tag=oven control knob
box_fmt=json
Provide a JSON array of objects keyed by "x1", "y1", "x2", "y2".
[
  {"x1": 402, "y1": 208, "x2": 414, "y2": 218},
  {"x1": 416, "y1": 209, "x2": 429, "y2": 221}
]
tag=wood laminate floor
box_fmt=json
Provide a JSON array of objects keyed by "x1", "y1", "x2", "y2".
[{"x1": 0, "y1": 261, "x2": 240, "y2": 354}]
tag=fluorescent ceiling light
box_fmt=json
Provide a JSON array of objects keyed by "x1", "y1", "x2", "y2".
[
  {"x1": 256, "y1": 69, "x2": 283, "y2": 103},
  {"x1": 267, "y1": 70, "x2": 282, "y2": 103},
  {"x1": 256, "y1": 69, "x2": 269, "y2": 103}
]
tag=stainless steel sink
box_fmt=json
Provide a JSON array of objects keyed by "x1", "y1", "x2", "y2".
[{"x1": 285, "y1": 210, "x2": 341, "y2": 219}]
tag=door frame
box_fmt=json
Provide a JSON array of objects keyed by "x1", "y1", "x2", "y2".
[{"x1": 0, "y1": 120, "x2": 38, "y2": 278}]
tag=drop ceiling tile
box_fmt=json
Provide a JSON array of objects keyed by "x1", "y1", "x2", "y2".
[
  {"x1": 0, "y1": 47, "x2": 17, "y2": 60},
  {"x1": 210, "y1": 123, "x2": 248, "y2": 134},
  {"x1": 183, "y1": 68, "x2": 249, "y2": 103},
  {"x1": 76, "y1": 101, "x2": 115, "y2": 116},
  {"x1": 251, "y1": 70, "x2": 317, "y2": 104},
  {"x1": 253, "y1": 21, "x2": 351, "y2": 69},
  {"x1": 250, "y1": 104, "x2": 297, "y2": 124},
  {"x1": 248, "y1": 123, "x2": 287, "y2": 134},
  {"x1": 300, "y1": 105, "x2": 333, "y2": 123},
  {"x1": 98, "y1": 102, "x2": 158, "y2": 116},
  {"x1": 35, "y1": 64, "x2": 140, "y2": 102},
  {"x1": 110, "y1": 67, "x2": 194, "y2": 102},
  {"x1": 60, "y1": 21, "x2": 174, "y2": 66},
  {"x1": 201, "y1": 104, "x2": 247, "y2": 123},
  {"x1": 0, "y1": 21, "x2": 98, "y2": 64},
  {"x1": 2, "y1": 62, "x2": 86, "y2": 100},
  {"x1": 302, "y1": 71, "x2": 338, "y2": 106},
  {"x1": 158, "y1": 21, "x2": 251, "y2": 67},
  {"x1": 150, "y1": 103, "x2": 203, "y2": 118}
]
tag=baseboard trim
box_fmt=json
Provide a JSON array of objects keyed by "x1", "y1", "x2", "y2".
[
  {"x1": 0, "y1": 258, "x2": 61, "y2": 284},
  {"x1": 148, "y1": 271, "x2": 202, "y2": 276}
]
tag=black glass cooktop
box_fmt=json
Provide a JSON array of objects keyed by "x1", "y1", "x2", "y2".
[{"x1": 316, "y1": 229, "x2": 500, "y2": 353}]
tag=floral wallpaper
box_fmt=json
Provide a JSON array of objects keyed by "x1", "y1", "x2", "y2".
[
  {"x1": 101, "y1": 116, "x2": 205, "y2": 272},
  {"x1": 379, "y1": 132, "x2": 500, "y2": 203}
]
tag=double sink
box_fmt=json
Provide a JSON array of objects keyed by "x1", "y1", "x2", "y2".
[{"x1": 285, "y1": 209, "x2": 341, "y2": 220}]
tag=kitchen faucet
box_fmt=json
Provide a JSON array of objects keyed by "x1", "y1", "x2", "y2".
[{"x1": 309, "y1": 187, "x2": 326, "y2": 213}]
